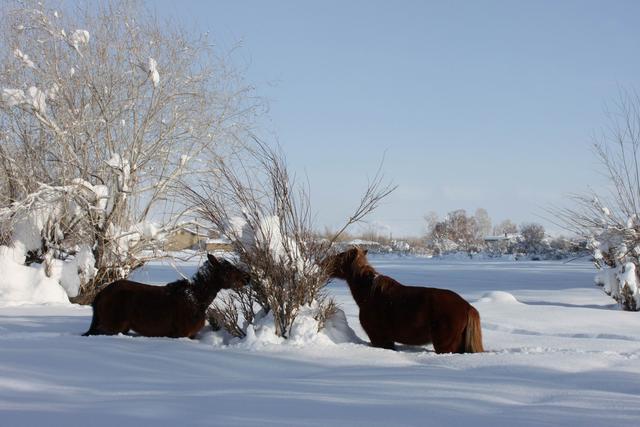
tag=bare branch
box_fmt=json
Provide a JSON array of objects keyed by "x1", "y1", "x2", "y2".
[{"x1": 183, "y1": 138, "x2": 394, "y2": 337}]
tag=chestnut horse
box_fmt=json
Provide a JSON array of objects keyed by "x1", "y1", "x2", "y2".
[
  {"x1": 83, "y1": 254, "x2": 249, "y2": 338},
  {"x1": 325, "y1": 247, "x2": 483, "y2": 353}
]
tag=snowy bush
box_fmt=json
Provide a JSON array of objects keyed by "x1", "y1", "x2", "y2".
[
  {"x1": 188, "y1": 141, "x2": 394, "y2": 338},
  {"x1": 585, "y1": 213, "x2": 640, "y2": 311},
  {"x1": 0, "y1": 182, "x2": 102, "y2": 302},
  {"x1": 0, "y1": 2, "x2": 258, "y2": 303},
  {"x1": 557, "y1": 89, "x2": 640, "y2": 311},
  {"x1": 206, "y1": 302, "x2": 359, "y2": 348}
]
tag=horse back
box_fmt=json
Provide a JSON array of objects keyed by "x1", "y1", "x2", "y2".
[
  {"x1": 367, "y1": 277, "x2": 472, "y2": 346},
  {"x1": 92, "y1": 279, "x2": 198, "y2": 337}
]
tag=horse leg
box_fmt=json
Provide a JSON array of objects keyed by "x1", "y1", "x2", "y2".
[
  {"x1": 83, "y1": 293, "x2": 105, "y2": 336},
  {"x1": 433, "y1": 335, "x2": 464, "y2": 354},
  {"x1": 368, "y1": 331, "x2": 396, "y2": 350},
  {"x1": 95, "y1": 323, "x2": 129, "y2": 336},
  {"x1": 82, "y1": 313, "x2": 100, "y2": 336},
  {"x1": 83, "y1": 310, "x2": 120, "y2": 336},
  {"x1": 94, "y1": 312, "x2": 130, "y2": 335},
  {"x1": 381, "y1": 341, "x2": 396, "y2": 350},
  {"x1": 187, "y1": 318, "x2": 206, "y2": 339},
  {"x1": 432, "y1": 323, "x2": 463, "y2": 354}
]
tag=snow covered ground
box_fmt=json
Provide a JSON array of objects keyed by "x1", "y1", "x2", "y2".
[{"x1": 1, "y1": 256, "x2": 640, "y2": 426}]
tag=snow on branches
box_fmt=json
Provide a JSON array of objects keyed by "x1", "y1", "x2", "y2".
[
  {"x1": 560, "y1": 190, "x2": 640, "y2": 311},
  {"x1": 68, "y1": 29, "x2": 90, "y2": 52},
  {"x1": 556, "y1": 89, "x2": 640, "y2": 311}
]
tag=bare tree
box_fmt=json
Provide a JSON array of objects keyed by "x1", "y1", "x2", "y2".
[
  {"x1": 358, "y1": 222, "x2": 392, "y2": 245},
  {"x1": 185, "y1": 139, "x2": 395, "y2": 338},
  {"x1": 0, "y1": 1, "x2": 258, "y2": 303},
  {"x1": 474, "y1": 208, "x2": 492, "y2": 239}
]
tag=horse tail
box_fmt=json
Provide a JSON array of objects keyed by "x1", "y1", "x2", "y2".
[{"x1": 463, "y1": 306, "x2": 484, "y2": 353}]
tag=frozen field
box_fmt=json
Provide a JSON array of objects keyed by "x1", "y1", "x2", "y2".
[{"x1": 1, "y1": 256, "x2": 640, "y2": 426}]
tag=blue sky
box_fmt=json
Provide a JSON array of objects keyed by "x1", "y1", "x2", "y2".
[{"x1": 153, "y1": 0, "x2": 640, "y2": 236}]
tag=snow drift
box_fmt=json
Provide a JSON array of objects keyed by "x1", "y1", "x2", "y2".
[{"x1": 0, "y1": 243, "x2": 70, "y2": 306}]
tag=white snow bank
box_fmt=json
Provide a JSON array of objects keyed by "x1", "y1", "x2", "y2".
[
  {"x1": 45, "y1": 246, "x2": 96, "y2": 298},
  {"x1": 322, "y1": 307, "x2": 361, "y2": 344},
  {"x1": 208, "y1": 305, "x2": 359, "y2": 349},
  {"x1": 0, "y1": 182, "x2": 105, "y2": 304},
  {"x1": 477, "y1": 291, "x2": 520, "y2": 304},
  {"x1": 0, "y1": 245, "x2": 70, "y2": 306},
  {"x1": 3, "y1": 258, "x2": 640, "y2": 427}
]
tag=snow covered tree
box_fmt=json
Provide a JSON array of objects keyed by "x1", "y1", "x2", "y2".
[
  {"x1": 0, "y1": 1, "x2": 258, "y2": 303},
  {"x1": 474, "y1": 208, "x2": 492, "y2": 239},
  {"x1": 424, "y1": 211, "x2": 439, "y2": 236},
  {"x1": 493, "y1": 219, "x2": 518, "y2": 236},
  {"x1": 427, "y1": 209, "x2": 482, "y2": 254},
  {"x1": 520, "y1": 223, "x2": 546, "y2": 254},
  {"x1": 557, "y1": 89, "x2": 640, "y2": 311}
]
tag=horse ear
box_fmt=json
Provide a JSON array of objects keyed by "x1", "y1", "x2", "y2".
[
  {"x1": 207, "y1": 253, "x2": 219, "y2": 266},
  {"x1": 363, "y1": 249, "x2": 368, "y2": 256}
]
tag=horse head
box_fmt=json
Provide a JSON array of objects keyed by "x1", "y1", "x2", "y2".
[
  {"x1": 323, "y1": 246, "x2": 368, "y2": 280},
  {"x1": 206, "y1": 253, "x2": 250, "y2": 290}
]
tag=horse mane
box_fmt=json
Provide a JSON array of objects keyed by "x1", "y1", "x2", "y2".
[
  {"x1": 350, "y1": 248, "x2": 391, "y2": 297},
  {"x1": 191, "y1": 260, "x2": 215, "y2": 288},
  {"x1": 370, "y1": 274, "x2": 390, "y2": 296},
  {"x1": 161, "y1": 260, "x2": 215, "y2": 290},
  {"x1": 166, "y1": 278, "x2": 190, "y2": 288},
  {"x1": 161, "y1": 262, "x2": 215, "y2": 307},
  {"x1": 352, "y1": 249, "x2": 377, "y2": 280}
]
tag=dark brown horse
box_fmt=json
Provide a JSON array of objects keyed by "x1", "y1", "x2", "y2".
[
  {"x1": 83, "y1": 254, "x2": 249, "y2": 338},
  {"x1": 325, "y1": 247, "x2": 483, "y2": 353}
]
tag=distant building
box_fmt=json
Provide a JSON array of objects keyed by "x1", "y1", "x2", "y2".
[
  {"x1": 205, "y1": 238, "x2": 234, "y2": 252},
  {"x1": 164, "y1": 226, "x2": 209, "y2": 251}
]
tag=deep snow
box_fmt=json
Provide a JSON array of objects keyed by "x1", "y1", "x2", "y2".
[{"x1": 1, "y1": 256, "x2": 640, "y2": 426}]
